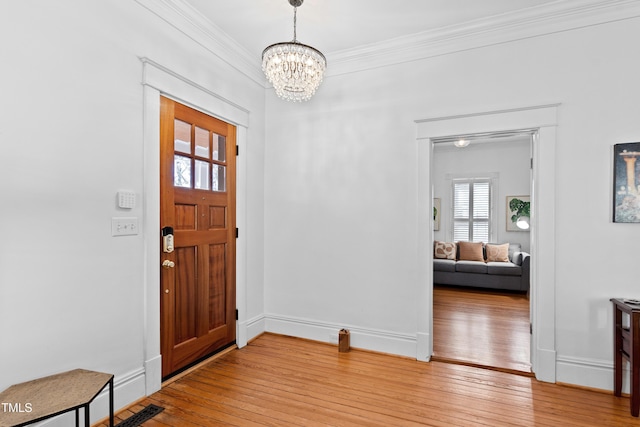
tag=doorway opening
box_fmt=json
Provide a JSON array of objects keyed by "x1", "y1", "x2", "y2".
[
  {"x1": 430, "y1": 131, "x2": 533, "y2": 374},
  {"x1": 415, "y1": 104, "x2": 559, "y2": 383},
  {"x1": 141, "y1": 57, "x2": 251, "y2": 394}
]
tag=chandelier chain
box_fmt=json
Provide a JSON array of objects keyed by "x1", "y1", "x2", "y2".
[{"x1": 293, "y1": 7, "x2": 297, "y2": 42}]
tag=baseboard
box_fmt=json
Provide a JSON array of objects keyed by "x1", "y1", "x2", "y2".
[
  {"x1": 264, "y1": 314, "x2": 417, "y2": 359},
  {"x1": 144, "y1": 355, "x2": 162, "y2": 394},
  {"x1": 533, "y1": 347, "x2": 556, "y2": 383},
  {"x1": 38, "y1": 367, "x2": 146, "y2": 427},
  {"x1": 416, "y1": 332, "x2": 431, "y2": 362},
  {"x1": 557, "y1": 355, "x2": 623, "y2": 393},
  {"x1": 246, "y1": 314, "x2": 266, "y2": 343}
]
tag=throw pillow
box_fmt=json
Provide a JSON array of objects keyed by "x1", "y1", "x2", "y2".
[
  {"x1": 434, "y1": 241, "x2": 456, "y2": 260},
  {"x1": 457, "y1": 241, "x2": 485, "y2": 262},
  {"x1": 486, "y1": 243, "x2": 510, "y2": 262}
]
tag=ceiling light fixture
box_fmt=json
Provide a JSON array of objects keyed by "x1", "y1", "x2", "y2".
[
  {"x1": 453, "y1": 139, "x2": 470, "y2": 148},
  {"x1": 262, "y1": 0, "x2": 326, "y2": 102}
]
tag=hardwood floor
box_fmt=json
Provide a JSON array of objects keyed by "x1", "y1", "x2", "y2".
[
  {"x1": 96, "y1": 333, "x2": 640, "y2": 427},
  {"x1": 433, "y1": 285, "x2": 531, "y2": 374}
]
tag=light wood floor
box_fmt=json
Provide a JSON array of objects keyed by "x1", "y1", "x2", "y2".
[
  {"x1": 97, "y1": 333, "x2": 640, "y2": 427},
  {"x1": 433, "y1": 285, "x2": 531, "y2": 374}
]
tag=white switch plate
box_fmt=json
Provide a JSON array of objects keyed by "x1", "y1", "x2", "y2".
[{"x1": 112, "y1": 217, "x2": 139, "y2": 236}]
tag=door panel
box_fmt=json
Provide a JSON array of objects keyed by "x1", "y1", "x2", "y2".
[
  {"x1": 174, "y1": 246, "x2": 197, "y2": 345},
  {"x1": 208, "y1": 243, "x2": 227, "y2": 330},
  {"x1": 160, "y1": 96, "x2": 236, "y2": 378}
]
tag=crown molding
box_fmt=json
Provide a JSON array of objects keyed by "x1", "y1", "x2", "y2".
[
  {"x1": 135, "y1": 0, "x2": 640, "y2": 84},
  {"x1": 134, "y1": 0, "x2": 266, "y2": 85},
  {"x1": 327, "y1": 0, "x2": 640, "y2": 76}
]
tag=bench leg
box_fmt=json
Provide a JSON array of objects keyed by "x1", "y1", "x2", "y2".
[
  {"x1": 85, "y1": 404, "x2": 90, "y2": 427},
  {"x1": 109, "y1": 377, "x2": 114, "y2": 427}
]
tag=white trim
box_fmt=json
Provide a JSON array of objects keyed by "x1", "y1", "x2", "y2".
[
  {"x1": 245, "y1": 314, "x2": 266, "y2": 342},
  {"x1": 415, "y1": 104, "x2": 559, "y2": 383},
  {"x1": 265, "y1": 314, "x2": 417, "y2": 358},
  {"x1": 235, "y1": 125, "x2": 248, "y2": 349},
  {"x1": 137, "y1": 0, "x2": 640, "y2": 80},
  {"x1": 328, "y1": 0, "x2": 640, "y2": 76},
  {"x1": 141, "y1": 57, "x2": 250, "y2": 396},
  {"x1": 557, "y1": 356, "x2": 625, "y2": 393},
  {"x1": 134, "y1": 0, "x2": 264, "y2": 85},
  {"x1": 141, "y1": 57, "x2": 250, "y2": 128}
]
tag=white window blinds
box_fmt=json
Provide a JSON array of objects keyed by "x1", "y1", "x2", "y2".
[{"x1": 453, "y1": 179, "x2": 490, "y2": 242}]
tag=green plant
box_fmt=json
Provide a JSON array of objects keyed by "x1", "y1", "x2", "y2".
[{"x1": 509, "y1": 198, "x2": 530, "y2": 222}]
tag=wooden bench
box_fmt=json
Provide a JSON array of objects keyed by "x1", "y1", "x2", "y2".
[{"x1": 0, "y1": 369, "x2": 113, "y2": 427}]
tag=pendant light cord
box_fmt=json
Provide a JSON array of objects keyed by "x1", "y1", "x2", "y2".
[{"x1": 293, "y1": 6, "x2": 297, "y2": 42}]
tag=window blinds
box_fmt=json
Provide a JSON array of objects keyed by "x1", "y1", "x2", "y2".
[{"x1": 453, "y1": 180, "x2": 490, "y2": 242}]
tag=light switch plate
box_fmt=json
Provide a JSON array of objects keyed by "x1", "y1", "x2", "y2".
[{"x1": 112, "y1": 217, "x2": 139, "y2": 236}]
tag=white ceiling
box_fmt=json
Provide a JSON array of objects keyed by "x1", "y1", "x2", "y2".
[{"x1": 183, "y1": 0, "x2": 559, "y2": 60}]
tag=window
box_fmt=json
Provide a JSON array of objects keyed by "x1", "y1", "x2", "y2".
[
  {"x1": 173, "y1": 119, "x2": 227, "y2": 192},
  {"x1": 452, "y1": 178, "x2": 491, "y2": 242}
]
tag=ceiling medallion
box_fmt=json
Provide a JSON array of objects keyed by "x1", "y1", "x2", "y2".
[{"x1": 262, "y1": 0, "x2": 326, "y2": 102}]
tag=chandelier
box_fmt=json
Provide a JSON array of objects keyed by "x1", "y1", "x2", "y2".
[{"x1": 262, "y1": 0, "x2": 326, "y2": 102}]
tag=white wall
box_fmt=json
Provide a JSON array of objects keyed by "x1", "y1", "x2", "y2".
[
  {"x1": 264, "y1": 15, "x2": 640, "y2": 390},
  {"x1": 433, "y1": 138, "x2": 531, "y2": 252},
  {"x1": 2, "y1": 5, "x2": 639, "y2": 423},
  {"x1": 0, "y1": 1, "x2": 265, "y2": 424}
]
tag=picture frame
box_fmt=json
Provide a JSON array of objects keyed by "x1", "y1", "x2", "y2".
[
  {"x1": 613, "y1": 142, "x2": 640, "y2": 223},
  {"x1": 433, "y1": 198, "x2": 441, "y2": 231},
  {"x1": 506, "y1": 196, "x2": 530, "y2": 231}
]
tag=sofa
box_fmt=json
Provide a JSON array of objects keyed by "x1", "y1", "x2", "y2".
[{"x1": 433, "y1": 241, "x2": 530, "y2": 292}]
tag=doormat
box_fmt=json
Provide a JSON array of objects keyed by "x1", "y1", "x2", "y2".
[{"x1": 115, "y1": 404, "x2": 164, "y2": 427}]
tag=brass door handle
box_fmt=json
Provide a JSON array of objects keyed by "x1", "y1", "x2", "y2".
[{"x1": 162, "y1": 260, "x2": 175, "y2": 269}]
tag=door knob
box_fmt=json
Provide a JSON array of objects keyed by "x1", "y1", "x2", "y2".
[{"x1": 162, "y1": 260, "x2": 175, "y2": 268}]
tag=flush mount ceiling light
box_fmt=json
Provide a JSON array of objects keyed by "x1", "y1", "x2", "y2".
[
  {"x1": 262, "y1": 0, "x2": 326, "y2": 102},
  {"x1": 453, "y1": 139, "x2": 470, "y2": 148}
]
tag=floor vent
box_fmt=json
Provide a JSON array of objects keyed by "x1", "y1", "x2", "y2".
[{"x1": 115, "y1": 404, "x2": 164, "y2": 427}]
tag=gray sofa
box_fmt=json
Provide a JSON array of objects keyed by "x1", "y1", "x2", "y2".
[{"x1": 433, "y1": 242, "x2": 530, "y2": 292}]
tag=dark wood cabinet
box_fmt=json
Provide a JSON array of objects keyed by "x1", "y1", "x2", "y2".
[{"x1": 611, "y1": 298, "x2": 640, "y2": 417}]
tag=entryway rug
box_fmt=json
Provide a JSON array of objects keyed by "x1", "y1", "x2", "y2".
[{"x1": 115, "y1": 404, "x2": 164, "y2": 427}]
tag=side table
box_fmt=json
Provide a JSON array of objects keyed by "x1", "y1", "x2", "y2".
[
  {"x1": 611, "y1": 298, "x2": 640, "y2": 417},
  {"x1": 0, "y1": 369, "x2": 113, "y2": 427}
]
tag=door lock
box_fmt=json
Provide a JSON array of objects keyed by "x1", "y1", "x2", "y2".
[{"x1": 162, "y1": 260, "x2": 175, "y2": 269}]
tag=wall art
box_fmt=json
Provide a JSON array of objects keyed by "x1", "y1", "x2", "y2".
[
  {"x1": 613, "y1": 142, "x2": 640, "y2": 223},
  {"x1": 506, "y1": 196, "x2": 530, "y2": 231}
]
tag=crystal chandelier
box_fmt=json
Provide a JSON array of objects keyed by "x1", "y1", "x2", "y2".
[{"x1": 262, "y1": 0, "x2": 326, "y2": 102}]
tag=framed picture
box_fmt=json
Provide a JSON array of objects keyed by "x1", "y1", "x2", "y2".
[
  {"x1": 506, "y1": 196, "x2": 530, "y2": 231},
  {"x1": 613, "y1": 142, "x2": 640, "y2": 223},
  {"x1": 433, "y1": 198, "x2": 441, "y2": 231}
]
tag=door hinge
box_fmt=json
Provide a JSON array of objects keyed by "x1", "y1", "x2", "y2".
[
  {"x1": 236, "y1": 145, "x2": 239, "y2": 156},
  {"x1": 235, "y1": 309, "x2": 239, "y2": 320},
  {"x1": 235, "y1": 227, "x2": 239, "y2": 238}
]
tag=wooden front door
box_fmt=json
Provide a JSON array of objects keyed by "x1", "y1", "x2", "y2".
[{"x1": 159, "y1": 96, "x2": 236, "y2": 378}]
